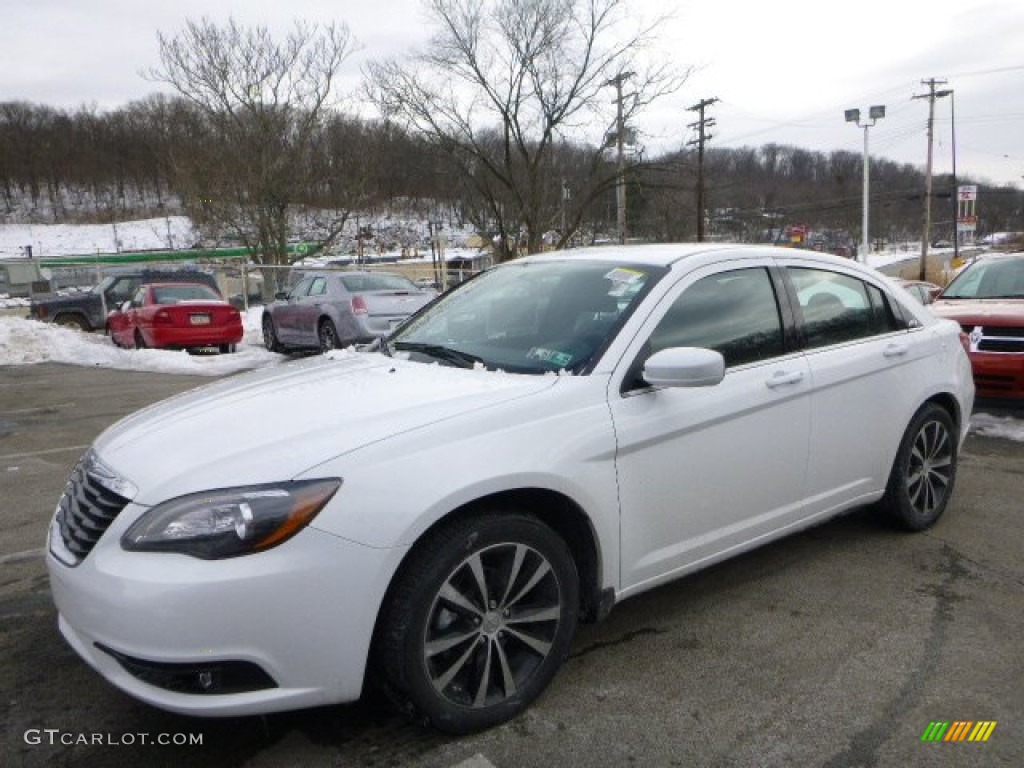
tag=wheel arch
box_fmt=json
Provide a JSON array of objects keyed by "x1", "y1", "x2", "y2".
[
  {"x1": 52, "y1": 310, "x2": 92, "y2": 330},
  {"x1": 374, "y1": 487, "x2": 606, "y2": 639},
  {"x1": 925, "y1": 391, "x2": 962, "y2": 432}
]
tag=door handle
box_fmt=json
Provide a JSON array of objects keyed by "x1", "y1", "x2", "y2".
[
  {"x1": 766, "y1": 370, "x2": 805, "y2": 389},
  {"x1": 883, "y1": 343, "x2": 909, "y2": 358}
]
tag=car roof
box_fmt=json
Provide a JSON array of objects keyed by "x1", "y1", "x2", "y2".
[
  {"x1": 519, "y1": 243, "x2": 869, "y2": 271},
  {"x1": 145, "y1": 281, "x2": 220, "y2": 289}
]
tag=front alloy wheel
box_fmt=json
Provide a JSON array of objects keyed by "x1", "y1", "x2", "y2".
[
  {"x1": 880, "y1": 403, "x2": 957, "y2": 531},
  {"x1": 375, "y1": 513, "x2": 579, "y2": 733}
]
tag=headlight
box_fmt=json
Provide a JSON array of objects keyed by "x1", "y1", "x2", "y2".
[{"x1": 121, "y1": 479, "x2": 341, "y2": 559}]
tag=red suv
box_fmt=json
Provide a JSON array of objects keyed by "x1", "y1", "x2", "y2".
[{"x1": 930, "y1": 253, "x2": 1024, "y2": 398}]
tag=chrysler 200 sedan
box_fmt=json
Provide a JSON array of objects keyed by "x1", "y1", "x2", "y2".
[{"x1": 47, "y1": 244, "x2": 974, "y2": 734}]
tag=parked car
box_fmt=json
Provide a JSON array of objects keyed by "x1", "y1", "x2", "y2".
[
  {"x1": 930, "y1": 253, "x2": 1024, "y2": 398},
  {"x1": 895, "y1": 277, "x2": 942, "y2": 305},
  {"x1": 48, "y1": 244, "x2": 973, "y2": 734},
  {"x1": 29, "y1": 269, "x2": 220, "y2": 331},
  {"x1": 107, "y1": 282, "x2": 243, "y2": 353},
  {"x1": 261, "y1": 270, "x2": 435, "y2": 353}
]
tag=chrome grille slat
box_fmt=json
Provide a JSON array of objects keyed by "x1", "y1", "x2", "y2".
[{"x1": 56, "y1": 453, "x2": 131, "y2": 564}]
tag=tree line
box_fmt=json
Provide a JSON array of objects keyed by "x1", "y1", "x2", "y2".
[{"x1": 3, "y1": 96, "x2": 1020, "y2": 246}]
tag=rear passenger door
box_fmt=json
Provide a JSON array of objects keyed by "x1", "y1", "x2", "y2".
[{"x1": 780, "y1": 260, "x2": 927, "y2": 513}]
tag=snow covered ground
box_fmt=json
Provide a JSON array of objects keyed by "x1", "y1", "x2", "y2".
[
  {"x1": 0, "y1": 306, "x2": 282, "y2": 376},
  {"x1": 0, "y1": 216, "x2": 196, "y2": 259}
]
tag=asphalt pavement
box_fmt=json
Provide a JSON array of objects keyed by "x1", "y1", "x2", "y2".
[{"x1": 1, "y1": 363, "x2": 1022, "y2": 768}]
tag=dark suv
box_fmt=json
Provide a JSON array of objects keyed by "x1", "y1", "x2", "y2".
[{"x1": 28, "y1": 269, "x2": 220, "y2": 331}]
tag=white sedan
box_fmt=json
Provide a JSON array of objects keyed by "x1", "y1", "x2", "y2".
[{"x1": 47, "y1": 244, "x2": 974, "y2": 733}]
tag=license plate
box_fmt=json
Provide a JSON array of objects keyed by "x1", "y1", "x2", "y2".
[{"x1": 190, "y1": 314, "x2": 211, "y2": 325}]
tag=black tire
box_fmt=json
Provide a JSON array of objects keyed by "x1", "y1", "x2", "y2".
[
  {"x1": 54, "y1": 313, "x2": 90, "y2": 331},
  {"x1": 133, "y1": 330, "x2": 147, "y2": 349},
  {"x1": 374, "y1": 512, "x2": 579, "y2": 734},
  {"x1": 318, "y1": 318, "x2": 340, "y2": 351},
  {"x1": 879, "y1": 403, "x2": 958, "y2": 531},
  {"x1": 262, "y1": 315, "x2": 283, "y2": 352}
]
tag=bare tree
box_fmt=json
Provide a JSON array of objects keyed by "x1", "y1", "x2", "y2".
[
  {"x1": 368, "y1": 0, "x2": 687, "y2": 260},
  {"x1": 146, "y1": 18, "x2": 356, "y2": 294}
]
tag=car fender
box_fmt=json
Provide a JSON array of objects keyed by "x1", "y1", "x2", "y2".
[{"x1": 303, "y1": 375, "x2": 621, "y2": 590}]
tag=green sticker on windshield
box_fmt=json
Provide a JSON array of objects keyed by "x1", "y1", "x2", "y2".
[{"x1": 527, "y1": 347, "x2": 574, "y2": 368}]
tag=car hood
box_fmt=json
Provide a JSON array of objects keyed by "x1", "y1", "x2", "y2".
[
  {"x1": 94, "y1": 351, "x2": 558, "y2": 505},
  {"x1": 930, "y1": 298, "x2": 1024, "y2": 325}
]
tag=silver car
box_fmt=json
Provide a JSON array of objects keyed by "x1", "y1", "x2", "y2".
[{"x1": 262, "y1": 270, "x2": 435, "y2": 352}]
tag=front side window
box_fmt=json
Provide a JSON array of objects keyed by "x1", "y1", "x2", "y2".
[
  {"x1": 646, "y1": 268, "x2": 785, "y2": 368},
  {"x1": 288, "y1": 277, "x2": 313, "y2": 300},
  {"x1": 308, "y1": 277, "x2": 328, "y2": 296}
]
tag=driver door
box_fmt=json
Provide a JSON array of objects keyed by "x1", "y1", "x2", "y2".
[{"x1": 609, "y1": 263, "x2": 813, "y2": 594}]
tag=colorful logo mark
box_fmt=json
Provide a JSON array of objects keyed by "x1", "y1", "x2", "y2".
[{"x1": 921, "y1": 721, "x2": 997, "y2": 742}]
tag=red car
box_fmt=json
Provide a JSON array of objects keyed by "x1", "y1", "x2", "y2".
[
  {"x1": 108, "y1": 282, "x2": 243, "y2": 353},
  {"x1": 930, "y1": 253, "x2": 1024, "y2": 399}
]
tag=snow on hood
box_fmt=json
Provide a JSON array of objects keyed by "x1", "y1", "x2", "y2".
[{"x1": 93, "y1": 350, "x2": 557, "y2": 504}]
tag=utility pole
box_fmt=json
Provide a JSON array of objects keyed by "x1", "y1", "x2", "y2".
[
  {"x1": 913, "y1": 78, "x2": 949, "y2": 281},
  {"x1": 687, "y1": 98, "x2": 718, "y2": 242},
  {"x1": 606, "y1": 72, "x2": 634, "y2": 244}
]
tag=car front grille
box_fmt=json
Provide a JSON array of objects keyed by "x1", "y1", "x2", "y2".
[
  {"x1": 55, "y1": 453, "x2": 132, "y2": 564},
  {"x1": 963, "y1": 324, "x2": 1024, "y2": 354}
]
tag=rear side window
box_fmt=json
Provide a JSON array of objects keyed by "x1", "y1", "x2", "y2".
[
  {"x1": 789, "y1": 268, "x2": 875, "y2": 348},
  {"x1": 788, "y1": 268, "x2": 910, "y2": 347},
  {"x1": 648, "y1": 268, "x2": 785, "y2": 368}
]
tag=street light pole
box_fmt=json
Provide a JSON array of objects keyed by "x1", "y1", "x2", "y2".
[{"x1": 845, "y1": 105, "x2": 885, "y2": 262}]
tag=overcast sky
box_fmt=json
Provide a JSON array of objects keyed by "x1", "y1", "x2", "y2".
[{"x1": 2, "y1": 0, "x2": 1022, "y2": 188}]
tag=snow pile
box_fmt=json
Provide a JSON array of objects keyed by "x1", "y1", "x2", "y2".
[
  {"x1": 0, "y1": 308, "x2": 282, "y2": 376},
  {"x1": 970, "y1": 412, "x2": 1024, "y2": 442}
]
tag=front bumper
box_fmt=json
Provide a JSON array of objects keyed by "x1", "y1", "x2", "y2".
[
  {"x1": 968, "y1": 351, "x2": 1024, "y2": 399},
  {"x1": 47, "y1": 508, "x2": 407, "y2": 717}
]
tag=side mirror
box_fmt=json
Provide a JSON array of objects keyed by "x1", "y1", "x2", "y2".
[{"x1": 642, "y1": 347, "x2": 725, "y2": 388}]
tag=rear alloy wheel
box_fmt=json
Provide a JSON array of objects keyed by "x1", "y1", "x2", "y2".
[
  {"x1": 879, "y1": 403, "x2": 958, "y2": 531},
  {"x1": 318, "y1": 319, "x2": 340, "y2": 351},
  {"x1": 262, "y1": 315, "x2": 283, "y2": 352},
  {"x1": 375, "y1": 513, "x2": 579, "y2": 734}
]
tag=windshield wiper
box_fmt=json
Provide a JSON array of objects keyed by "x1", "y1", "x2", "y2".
[{"x1": 392, "y1": 342, "x2": 485, "y2": 369}]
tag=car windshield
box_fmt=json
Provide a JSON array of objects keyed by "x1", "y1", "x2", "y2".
[
  {"x1": 941, "y1": 258, "x2": 1024, "y2": 299},
  {"x1": 387, "y1": 259, "x2": 665, "y2": 374}
]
